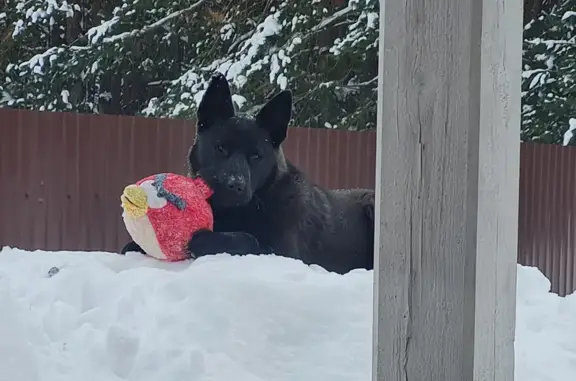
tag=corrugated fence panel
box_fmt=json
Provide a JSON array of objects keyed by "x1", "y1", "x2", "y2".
[
  {"x1": 1, "y1": 109, "x2": 198, "y2": 254},
  {"x1": 0, "y1": 109, "x2": 376, "y2": 255},
  {"x1": 517, "y1": 143, "x2": 576, "y2": 296},
  {"x1": 2, "y1": 108, "x2": 576, "y2": 296},
  {"x1": 282, "y1": 127, "x2": 376, "y2": 189}
]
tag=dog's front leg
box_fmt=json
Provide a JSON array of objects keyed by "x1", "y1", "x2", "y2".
[{"x1": 187, "y1": 229, "x2": 271, "y2": 258}]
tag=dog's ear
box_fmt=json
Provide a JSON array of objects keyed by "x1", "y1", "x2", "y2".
[
  {"x1": 256, "y1": 90, "x2": 292, "y2": 148},
  {"x1": 197, "y1": 72, "x2": 235, "y2": 131}
]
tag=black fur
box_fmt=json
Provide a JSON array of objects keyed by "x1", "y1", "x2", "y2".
[{"x1": 122, "y1": 73, "x2": 375, "y2": 274}]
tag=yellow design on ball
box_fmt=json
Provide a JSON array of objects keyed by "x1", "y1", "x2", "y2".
[{"x1": 121, "y1": 185, "x2": 148, "y2": 218}]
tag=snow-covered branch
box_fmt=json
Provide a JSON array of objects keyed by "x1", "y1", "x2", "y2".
[
  {"x1": 311, "y1": 5, "x2": 354, "y2": 34},
  {"x1": 525, "y1": 38, "x2": 576, "y2": 47},
  {"x1": 92, "y1": 0, "x2": 207, "y2": 44},
  {"x1": 227, "y1": 30, "x2": 256, "y2": 54},
  {"x1": 344, "y1": 76, "x2": 378, "y2": 88},
  {"x1": 292, "y1": 4, "x2": 354, "y2": 45}
]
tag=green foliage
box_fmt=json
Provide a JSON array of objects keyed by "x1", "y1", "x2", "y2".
[
  {"x1": 1, "y1": 0, "x2": 379, "y2": 130},
  {"x1": 1, "y1": 0, "x2": 575, "y2": 139},
  {"x1": 522, "y1": 0, "x2": 576, "y2": 144}
]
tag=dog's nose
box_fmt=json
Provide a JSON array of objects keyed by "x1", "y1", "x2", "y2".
[{"x1": 226, "y1": 176, "x2": 246, "y2": 193}]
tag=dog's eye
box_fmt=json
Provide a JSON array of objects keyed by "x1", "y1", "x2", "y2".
[
  {"x1": 250, "y1": 153, "x2": 262, "y2": 162},
  {"x1": 216, "y1": 145, "x2": 227, "y2": 155}
]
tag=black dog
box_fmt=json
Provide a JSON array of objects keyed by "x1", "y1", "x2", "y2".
[{"x1": 122, "y1": 73, "x2": 375, "y2": 274}]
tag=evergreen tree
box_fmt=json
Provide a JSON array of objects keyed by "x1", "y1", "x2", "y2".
[
  {"x1": 1, "y1": 0, "x2": 379, "y2": 130},
  {"x1": 1, "y1": 0, "x2": 206, "y2": 114},
  {"x1": 522, "y1": 0, "x2": 576, "y2": 144},
  {"x1": 1, "y1": 0, "x2": 575, "y2": 139}
]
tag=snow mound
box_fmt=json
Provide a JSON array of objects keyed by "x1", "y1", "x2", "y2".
[
  {"x1": 0, "y1": 246, "x2": 575, "y2": 381},
  {"x1": 515, "y1": 265, "x2": 576, "y2": 381},
  {"x1": 0, "y1": 247, "x2": 372, "y2": 381}
]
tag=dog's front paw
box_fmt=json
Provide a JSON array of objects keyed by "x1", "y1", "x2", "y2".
[{"x1": 187, "y1": 230, "x2": 267, "y2": 258}]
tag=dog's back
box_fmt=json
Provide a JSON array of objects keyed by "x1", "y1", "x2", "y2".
[
  {"x1": 321, "y1": 187, "x2": 375, "y2": 271},
  {"x1": 298, "y1": 185, "x2": 375, "y2": 273}
]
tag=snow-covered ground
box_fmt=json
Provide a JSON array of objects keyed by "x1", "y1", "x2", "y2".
[{"x1": 0, "y1": 246, "x2": 574, "y2": 381}]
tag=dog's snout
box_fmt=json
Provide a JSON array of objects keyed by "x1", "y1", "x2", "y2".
[{"x1": 225, "y1": 175, "x2": 246, "y2": 194}]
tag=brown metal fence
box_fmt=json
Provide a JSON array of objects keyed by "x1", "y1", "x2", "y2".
[
  {"x1": 0, "y1": 108, "x2": 574, "y2": 296},
  {"x1": 518, "y1": 143, "x2": 576, "y2": 296},
  {"x1": 0, "y1": 109, "x2": 375, "y2": 253}
]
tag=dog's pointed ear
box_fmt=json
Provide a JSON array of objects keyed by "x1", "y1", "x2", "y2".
[
  {"x1": 197, "y1": 72, "x2": 235, "y2": 131},
  {"x1": 256, "y1": 90, "x2": 292, "y2": 148}
]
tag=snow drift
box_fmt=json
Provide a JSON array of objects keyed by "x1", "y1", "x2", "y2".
[{"x1": 0, "y1": 246, "x2": 574, "y2": 381}]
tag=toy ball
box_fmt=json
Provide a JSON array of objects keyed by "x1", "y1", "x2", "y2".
[{"x1": 120, "y1": 173, "x2": 213, "y2": 261}]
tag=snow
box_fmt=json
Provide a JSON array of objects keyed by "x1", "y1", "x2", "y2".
[
  {"x1": 12, "y1": 19, "x2": 25, "y2": 38},
  {"x1": 97, "y1": 0, "x2": 207, "y2": 44},
  {"x1": 563, "y1": 118, "x2": 576, "y2": 146},
  {"x1": 223, "y1": 13, "x2": 283, "y2": 87},
  {"x1": 561, "y1": 11, "x2": 576, "y2": 21},
  {"x1": 60, "y1": 89, "x2": 71, "y2": 108},
  {"x1": 87, "y1": 16, "x2": 120, "y2": 44},
  {"x1": 276, "y1": 74, "x2": 288, "y2": 90},
  {"x1": 328, "y1": 5, "x2": 377, "y2": 55},
  {"x1": 220, "y1": 24, "x2": 235, "y2": 41},
  {"x1": 231, "y1": 94, "x2": 247, "y2": 109},
  {"x1": 0, "y1": 247, "x2": 575, "y2": 381},
  {"x1": 515, "y1": 266, "x2": 576, "y2": 380}
]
